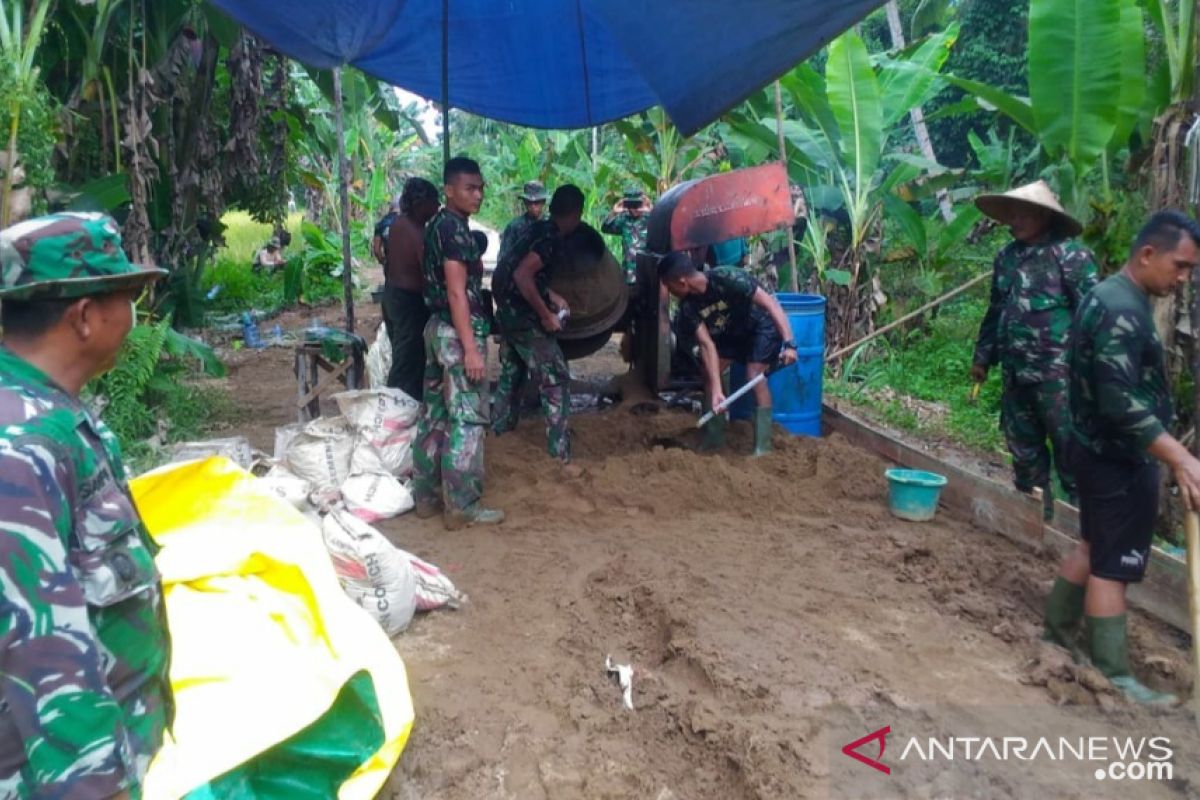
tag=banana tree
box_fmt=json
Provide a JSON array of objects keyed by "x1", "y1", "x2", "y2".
[
  {"x1": 725, "y1": 25, "x2": 959, "y2": 350},
  {"x1": 0, "y1": 0, "x2": 55, "y2": 226},
  {"x1": 943, "y1": 0, "x2": 1146, "y2": 213}
]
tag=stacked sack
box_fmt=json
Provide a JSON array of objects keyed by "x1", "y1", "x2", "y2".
[{"x1": 258, "y1": 388, "x2": 466, "y2": 636}]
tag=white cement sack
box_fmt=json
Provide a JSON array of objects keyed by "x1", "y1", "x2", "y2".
[
  {"x1": 341, "y1": 472, "x2": 413, "y2": 522},
  {"x1": 258, "y1": 466, "x2": 311, "y2": 510},
  {"x1": 273, "y1": 423, "x2": 304, "y2": 462},
  {"x1": 321, "y1": 508, "x2": 417, "y2": 636},
  {"x1": 334, "y1": 388, "x2": 421, "y2": 477},
  {"x1": 406, "y1": 552, "x2": 467, "y2": 611},
  {"x1": 283, "y1": 416, "x2": 354, "y2": 491},
  {"x1": 365, "y1": 321, "x2": 392, "y2": 389},
  {"x1": 167, "y1": 436, "x2": 253, "y2": 469}
]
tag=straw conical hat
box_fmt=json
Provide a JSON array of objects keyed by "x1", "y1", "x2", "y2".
[{"x1": 974, "y1": 180, "x2": 1082, "y2": 238}]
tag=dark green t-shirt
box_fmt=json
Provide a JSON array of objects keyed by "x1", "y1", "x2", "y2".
[
  {"x1": 491, "y1": 219, "x2": 563, "y2": 330},
  {"x1": 422, "y1": 207, "x2": 489, "y2": 335},
  {"x1": 677, "y1": 266, "x2": 761, "y2": 343},
  {"x1": 1069, "y1": 272, "x2": 1171, "y2": 461}
]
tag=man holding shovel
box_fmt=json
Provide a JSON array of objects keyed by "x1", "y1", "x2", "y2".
[
  {"x1": 972, "y1": 180, "x2": 1099, "y2": 511},
  {"x1": 660, "y1": 251, "x2": 797, "y2": 456},
  {"x1": 1043, "y1": 210, "x2": 1200, "y2": 705}
]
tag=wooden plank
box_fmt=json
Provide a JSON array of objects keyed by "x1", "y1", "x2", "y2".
[{"x1": 823, "y1": 403, "x2": 1190, "y2": 632}]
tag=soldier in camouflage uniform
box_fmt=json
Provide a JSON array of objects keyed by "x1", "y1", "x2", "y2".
[
  {"x1": 601, "y1": 188, "x2": 652, "y2": 285},
  {"x1": 491, "y1": 185, "x2": 585, "y2": 462},
  {"x1": 972, "y1": 181, "x2": 1099, "y2": 508},
  {"x1": 0, "y1": 212, "x2": 173, "y2": 798},
  {"x1": 498, "y1": 181, "x2": 548, "y2": 264},
  {"x1": 411, "y1": 157, "x2": 504, "y2": 530},
  {"x1": 1043, "y1": 210, "x2": 1200, "y2": 706}
]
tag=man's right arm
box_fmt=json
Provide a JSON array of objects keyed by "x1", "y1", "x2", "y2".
[
  {"x1": 445, "y1": 260, "x2": 484, "y2": 382},
  {"x1": 0, "y1": 441, "x2": 134, "y2": 798},
  {"x1": 971, "y1": 255, "x2": 1004, "y2": 379},
  {"x1": 694, "y1": 323, "x2": 725, "y2": 412},
  {"x1": 600, "y1": 212, "x2": 624, "y2": 235}
]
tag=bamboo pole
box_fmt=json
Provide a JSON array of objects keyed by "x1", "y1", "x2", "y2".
[
  {"x1": 825, "y1": 270, "x2": 991, "y2": 362},
  {"x1": 333, "y1": 68, "x2": 355, "y2": 345},
  {"x1": 773, "y1": 80, "x2": 799, "y2": 293}
]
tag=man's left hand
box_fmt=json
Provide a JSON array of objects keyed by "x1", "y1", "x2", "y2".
[{"x1": 779, "y1": 346, "x2": 798, "y2": 366}]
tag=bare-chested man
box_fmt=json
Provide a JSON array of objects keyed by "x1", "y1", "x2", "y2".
[{"x1": 384, "y1": 177, "x2": 440, "y2": 400}]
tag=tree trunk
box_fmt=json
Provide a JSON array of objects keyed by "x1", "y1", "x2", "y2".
[{"x1": 885, "y1": 0, "x2": 954, "y2": 222}]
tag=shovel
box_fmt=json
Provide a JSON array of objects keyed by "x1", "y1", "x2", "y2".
[{"x1": 1186, "y1": 511, "x2": 1200, "y2": 730}]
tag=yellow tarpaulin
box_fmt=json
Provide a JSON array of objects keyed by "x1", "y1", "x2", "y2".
[{"x1": 131, "y1": 457, "x2": 414, "y2": 799}]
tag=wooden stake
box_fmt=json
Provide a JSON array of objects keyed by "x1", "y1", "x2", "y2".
[
  {"x1": 826, "y1": 270, "x2": 991, "y2": 362},
  {"x1": 774, "y1": 80, "x2": 799, "y2": 293},
  {"x1": 332, "y1": 68, "x2": 356, "y2": 358}
]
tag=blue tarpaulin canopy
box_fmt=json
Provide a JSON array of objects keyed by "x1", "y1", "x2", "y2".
[{"x1": 208, "y1": 0, "x2": 887, "y2": 135}]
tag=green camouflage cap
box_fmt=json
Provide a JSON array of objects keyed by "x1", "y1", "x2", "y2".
[
  {"x1": 0, "y1": 212, "x2": 166, "y2": 301},
  {"x1": 622, "y1": 188, "x2": 644, "y2": 203},
  {"x1": 520, "y1": 180, "x2": 549, "y2": 202}
]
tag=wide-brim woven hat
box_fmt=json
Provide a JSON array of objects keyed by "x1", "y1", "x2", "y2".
[{"x1": 975, "y1": 180, "x2": 1082, "y2": 238}]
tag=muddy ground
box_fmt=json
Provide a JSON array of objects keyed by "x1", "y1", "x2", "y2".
[{"x1": 202, "y1": 296, "x2": 1200, "y2": 799}]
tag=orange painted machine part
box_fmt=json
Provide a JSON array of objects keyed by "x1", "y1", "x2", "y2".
[{"x1": 664, "y1": 162, "x2": 794, "y2": 249}]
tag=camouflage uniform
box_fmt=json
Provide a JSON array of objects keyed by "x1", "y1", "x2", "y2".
[
  {"x1": 498, "y1": 213, "x2": 542, "y2": 265},
  {"x1": 0, "y1": 213, "x2": 172, "y2": 798},
  {"x1": 1070, "y1": 273, "x2": 1171, "y2": 461},
  {"x1": 412, "y1": 208, "x2": 491, "y2": 513},
  {"x1": 973, "y1": 238, "x2": 1099, "y2": 498},
  {"x1": 490, "y1": 220, "x2": 571, "y2": 461},
  {"x1": 601, "y1": 208, "x2": 648, "y2": 286}
]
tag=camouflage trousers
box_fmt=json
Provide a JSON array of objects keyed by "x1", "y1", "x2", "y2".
[
  {"x1": 492, "y1": 325, "x2": 571, "y2": 461},
  {"x1": 412, "y1": 319, "x2": 489, "y2": 513},
  {"x1": 1000, "y1": 376, "x2": 1077, "y2": 500}
]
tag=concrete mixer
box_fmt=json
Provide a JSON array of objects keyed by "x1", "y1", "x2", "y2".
[{"x1": 547, "y1": 162, "x2": 801, "y2": 389}]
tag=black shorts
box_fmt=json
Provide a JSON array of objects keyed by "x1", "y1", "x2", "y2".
[
  {"x1": 1074, "y1": 446, "x2": 1159, "y2": 583},
  {"x1": 715, "y1": 308, "x2": 782, "y2": 365}
]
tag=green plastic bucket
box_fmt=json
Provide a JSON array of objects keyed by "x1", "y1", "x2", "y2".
[{"x1": 885, "y1": 468, "x2": 948, "y2": 522}]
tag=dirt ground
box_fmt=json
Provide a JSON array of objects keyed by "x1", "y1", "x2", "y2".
[{"x1": 205, "y1": 296, "x2": 1200, "y2": 800}]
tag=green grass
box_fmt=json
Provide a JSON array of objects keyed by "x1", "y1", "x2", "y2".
[
  {"x1": 203, "y1": 211, "x2": 348, "y2": 316},
  {"x1": 827, "y1": 289, "x2": 1007, "y2": 457}
]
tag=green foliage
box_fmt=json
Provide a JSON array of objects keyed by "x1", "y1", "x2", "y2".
[
  {"x1": 828, "y1": 292, "x2": 1007, "y2": 455},
  {"x1": 92, "y1": 319, "x2": 171, "y2": 444},
  {"x1": 89, "y1": 318, "x2": 232, "y2": 464},
  {"x1": 0, "y1": 62, "x2": 56, "y2": 199}
]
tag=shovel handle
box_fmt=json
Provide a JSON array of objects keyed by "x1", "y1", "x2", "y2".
[{"x1": 1186, "y1": 511, "x2": 1200, "y2": 731}]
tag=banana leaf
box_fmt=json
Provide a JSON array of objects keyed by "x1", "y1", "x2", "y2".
[
  {"x1": 825, "y1": 31, "x2": 882, "y2": 189},
  {"x1": 1028, "y1": 0, "x2": 1121, "y2": 172}
]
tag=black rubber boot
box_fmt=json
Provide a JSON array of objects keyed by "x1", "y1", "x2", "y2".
[
  {"x1": 1087, "y1": 614, "x2": 1178, "y2": 706},
  {"x1": 1041, "y1": 577, "x2": 1085, "y2": 659}
]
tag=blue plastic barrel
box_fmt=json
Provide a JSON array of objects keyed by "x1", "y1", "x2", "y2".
[{"x1": 728, "y1": 293, "x2": 826, "y2": 436}]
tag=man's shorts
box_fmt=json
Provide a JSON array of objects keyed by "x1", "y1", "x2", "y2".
[
  {"x1": 1074, "y1": 445, "x2": 1159, "y2": 583},
  {"x1": 715, "y1": 307, "x2": 782, "y2": 365}
]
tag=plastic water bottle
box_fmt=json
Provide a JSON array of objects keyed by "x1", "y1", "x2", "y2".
[
  {"x1": 241, "y1": 312, "x2": 265, "y2": 349},
  {"x1": 205, "y1": 285, "x2": 221, "y2": 301}
]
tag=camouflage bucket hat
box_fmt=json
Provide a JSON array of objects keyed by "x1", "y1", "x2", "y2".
[
  {"x1": 520, "y1": 180, "x2": 549, "y2": 202},
  {"x1": 0, "y1": 212, "x2": 167, "y2": 301}
]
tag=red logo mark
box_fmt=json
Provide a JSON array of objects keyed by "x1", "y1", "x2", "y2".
[{"x1": 842, "y1": 725, "x2": 892, "y2": 775}]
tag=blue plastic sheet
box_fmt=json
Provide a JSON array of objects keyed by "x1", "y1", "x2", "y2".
[{"x1": 208, "y1": 0, "x2": 886, "y2": 134}]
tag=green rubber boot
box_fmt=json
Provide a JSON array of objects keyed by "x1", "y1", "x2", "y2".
[
  {"x1": 752, "y1": 406, "x2": 773, "y2": 457},
  {"x1": 444, "y1": 504, "x2": 506, "y2": 531},
  {"x1": 1086, "y1": 614, "x2": 1178, "y2": 706},
  {"x1": 700, "y1": 399, "x2": 726, "y2": 451},
  {"x1": 1041, "y1": 577, "x2": 1085, "y2": 659}
]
